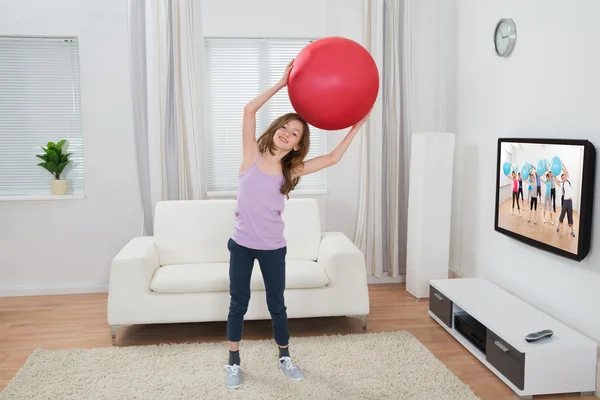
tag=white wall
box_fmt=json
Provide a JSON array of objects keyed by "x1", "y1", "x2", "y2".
[
  {"x1": 447, "y1": 0, "x2": 600, "y2": 345},
  {"x1": 200, "y1": 0, "x2": 364, "y2": 240},
  {"x1": 0, "y1": 0, "x2": 142, "y2": 295}
]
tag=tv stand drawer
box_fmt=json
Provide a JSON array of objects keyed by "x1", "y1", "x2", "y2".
[
  {"x1": 429, "y1": 285, "x2": 452, "y2": 327},
  {"x1": 486, "y1": 330, "x2": 525, "y2": 390}
]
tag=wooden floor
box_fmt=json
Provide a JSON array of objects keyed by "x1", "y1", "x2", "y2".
[
  {"x1": 0, "y1": 284, "x2": 595, "y2": 399},
  {"x1": 497, "y1": 197, "x2": 579, "y2": 254}
]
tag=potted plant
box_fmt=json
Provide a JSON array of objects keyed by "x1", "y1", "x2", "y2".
[{"x1": 36, "y1": 140, "x2": 72, "y2": 195}]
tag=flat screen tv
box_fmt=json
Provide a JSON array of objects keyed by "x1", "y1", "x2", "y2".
[{"x1": 495, "y1": 138, "x2": 596, "y2": 261}]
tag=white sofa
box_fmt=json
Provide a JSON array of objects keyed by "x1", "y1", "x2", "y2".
[{"x1": 107, "y1": 198, "x2": 370, "y2": 344}]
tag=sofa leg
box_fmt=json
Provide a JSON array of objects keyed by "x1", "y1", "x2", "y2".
[
  {"x1": 111, "y1": 325, "x2": 129, "y2": 345},
  {"x1": 347, "y1": 315, "x2": 367, "y2": 330}
]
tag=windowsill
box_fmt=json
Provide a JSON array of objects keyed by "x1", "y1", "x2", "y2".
[
  {"x1": 0, "y1": 194, "x2": 85, "y2": 202},
  {"x1": 207, "y1": 189, "x2": 328, "y2": 198},
  {"x1": 289, "y1": 189, "x2": 328, "y2": 196}
]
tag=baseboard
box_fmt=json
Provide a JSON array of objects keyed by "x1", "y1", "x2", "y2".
[
  {"x1": 0, "y1": 285, "x2": 108, "y2": 297},
  {"x1": 596, "y1": 348, "x2": 600, "y2": 398},
  {"x1": 367, "y1": 273, "x2": 405, "y2": 284},
  {"x1": 448, "y1": 266, "x2": 470, "y2": 279},
  {"x1": 448, "y1": 270, "x2": 464, "y2": 279}
]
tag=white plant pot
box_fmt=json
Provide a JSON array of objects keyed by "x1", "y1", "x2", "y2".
[{"x1": 51, "y1": 180, "x2": 67, "y2": 195}]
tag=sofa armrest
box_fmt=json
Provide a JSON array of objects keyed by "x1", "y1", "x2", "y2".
[
  {"x1": 318, "y1": 232, "x2": 368, "y2": 289},
  {"x1": 108, "y1": 237, "x2": 160, "y2": 294}
]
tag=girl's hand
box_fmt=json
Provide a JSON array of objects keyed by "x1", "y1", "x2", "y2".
[
  {"x1": 352, "y1": 109, "x2": 372, "y2": 131},
  {"x1": 277, "y1": 59, "x2": 294, "y2": 88},
  {"x1": 294, "y1": 107, "x2": 373, "y2": 179},
  {"x1": 245, "y1": 59, "x2": 293, "y2": 114}
]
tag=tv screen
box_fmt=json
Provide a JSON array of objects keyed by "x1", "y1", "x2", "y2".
[{"x1": 495, "y1": 139, "x2": 596, "y2": 261}]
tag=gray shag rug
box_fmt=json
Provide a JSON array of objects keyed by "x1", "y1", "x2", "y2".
[{"x1": 0, "y1": 331, "x2": 479, "y2": 400}]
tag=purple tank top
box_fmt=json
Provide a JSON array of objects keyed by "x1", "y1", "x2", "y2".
[{"x1": 231, "y1": 155, "x2": 286, "y2": 250}]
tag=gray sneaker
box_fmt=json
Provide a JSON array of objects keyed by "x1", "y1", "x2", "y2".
[
  {"x1": 225, "y1": 364, "x2": 242, "y2": 389},
  {"x1": 279, "y1": 356, "x2": 304, "y2": 381}
]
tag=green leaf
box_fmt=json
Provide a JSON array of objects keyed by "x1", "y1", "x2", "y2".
[
  {"x1": 35, "y1": 154, "x2": 47, "y2": 160},
  {"x1": 38, "y1": 162, "x2": 53, "y2": 175},
  {"x1": 61, "y1": 153, "x2": 71, "y2": 163},
  {"x1": 50, "y1": 152, "x2": 60, "y2": 165},
  {"x1": 57, "y1": 161, "x2": 69, "y2": 173},
  {"x1": 56, "y1": 139, "x2": 67, "y2": 149},
  {"x1": 47, "y1": 142, "x2": 57, "y2": 150},
  {"x1": 44, "y1": 149, "x2": 57, "y2": 160},
  {"x1": 42, "y1": 147, "x2": 52, "y2": 155},
  {"x1": 46, "y1": 162, "x2": 59, "y2": 173}
]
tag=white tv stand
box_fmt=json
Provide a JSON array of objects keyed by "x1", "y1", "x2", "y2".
[{"x1": 428, "y1": 278, "x2": 597, "y2": 399}]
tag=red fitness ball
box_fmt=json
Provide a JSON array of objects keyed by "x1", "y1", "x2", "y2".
[{"x1": 287, "y1": 36, "x2": 379, "y2": 131}]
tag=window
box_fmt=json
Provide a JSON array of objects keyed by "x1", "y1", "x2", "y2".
[
  {"x1": 0, "y1": 37, "x2": 84, "y2": 197},
  {"x1": 203, "y1": 38, "x2": 326, "y2": 194}
]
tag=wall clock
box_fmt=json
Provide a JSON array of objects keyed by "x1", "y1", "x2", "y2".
[{"x1": 494, "y1": 18, "x2": 517, "y2": 57}]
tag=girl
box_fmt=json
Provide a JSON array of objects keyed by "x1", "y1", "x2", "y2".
[
  {"x1": 554, "y1": 162, "x2": 575, "y2": 237},
  {"x1": 527, "y1": 176, "x2": 533, "y2": 210},
  {"x1": 549, "y1": 171, "x2": 556, "y2": 213},
  {"x1": 504, "y1": 170, "x2": 520, "y2": 216},
  {"x1": 540, "y1": 171, "x2": 553, "y2": 225},
  {"x1": 527, "y1": 172, "x2": 537, "y2": 224},
  {"x1": 535, "y1": 168, "x2": 542, "y2": 204},
  {"x1": 225, "y1": 60, "x2": 370, "y2": 390},
  {"x1": 517, "y1": 172, "x2": 524, "y2": 205}
]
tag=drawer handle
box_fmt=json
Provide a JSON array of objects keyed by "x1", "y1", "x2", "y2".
[
  {"x1": 434, "y1": 293, "x2": 444, "y2": 301},
  {"x1": 494, "y1": 341, "x2": 509, "y2": 353}
]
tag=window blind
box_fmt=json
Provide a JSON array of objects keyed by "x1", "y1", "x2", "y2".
[
  {"x1": 204, "y1": 38, "x2": 326, "y2": 194},
  {"x1": 0, "y1": 37, "x2": 84, "y2": 196}
]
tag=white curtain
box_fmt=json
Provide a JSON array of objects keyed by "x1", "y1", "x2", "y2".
[
  {"x1": 356, "y1": 0, "x2": 384, "y2": 277},
  {"x1": 129, "y1": 0, "x2": 153, "y2": 235},
  {"x1": 129, "y1": 0, "x2": 203, "y2": 235},
  {"x1": 355, "y1": 0, "x2": 411, "y2": 277}
]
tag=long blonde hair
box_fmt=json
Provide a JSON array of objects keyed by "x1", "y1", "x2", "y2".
[{"x1": 257, "y1": 113, "x2": 310, "y2": 197}]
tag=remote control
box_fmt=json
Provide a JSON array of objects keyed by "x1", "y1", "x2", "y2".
[{"x1": 525, "y1": 329, "x2": 554, "y2": 342}]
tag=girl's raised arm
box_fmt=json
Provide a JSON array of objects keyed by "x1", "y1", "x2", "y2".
[{"x1": 241, "y1": 60, "x2": 293, "y2": 164}]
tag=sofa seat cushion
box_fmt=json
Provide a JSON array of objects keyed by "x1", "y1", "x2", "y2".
[{"x1": 150, "y1": 260, "x2": 330, "y2": 294}]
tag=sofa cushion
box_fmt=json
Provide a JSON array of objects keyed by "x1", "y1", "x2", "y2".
[
  {"x1": 149, "y1": 260, "x2": 330, "y2": 294},
  {"x1": 154, "y1": 200, "x2": 236, "y2": 265},
  {"x1": 153, "y1": 198, "x2": 322, "y2": 265},
  {"x1": 281, "y1": 198, "x2": 321, "y2": 261}
]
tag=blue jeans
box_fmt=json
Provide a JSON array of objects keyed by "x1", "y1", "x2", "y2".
[{"x1": 227, "y1": 238, "x2": 289, "y2": 346}]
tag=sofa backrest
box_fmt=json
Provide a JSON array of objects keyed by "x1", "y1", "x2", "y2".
[{"x1": 154, "y1": 198, "x2": 321, "y2": 265}]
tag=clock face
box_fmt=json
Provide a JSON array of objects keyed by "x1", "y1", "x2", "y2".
[
  {"x1": 495, "y1": 22, "x2": 510, "y2": 55},
  {"x1": 494, "y1": 18, "x2": 516, "y2": 57}
]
